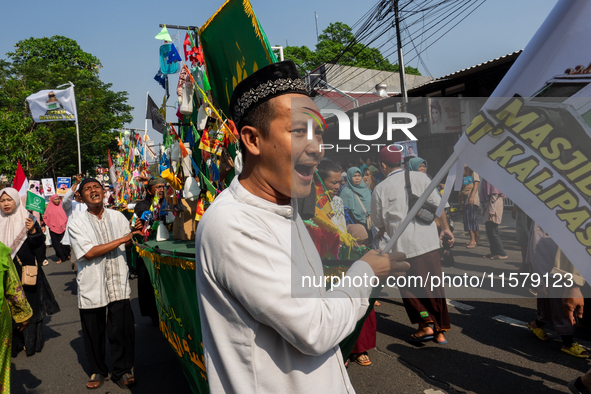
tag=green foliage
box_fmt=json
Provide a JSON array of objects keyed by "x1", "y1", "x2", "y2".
[
  {"x1": 0, "y1": 36, "x2": 132, "y2": 180},
  {"x1": 282, "y1": 22, "x2": 421, "y2": 77}
]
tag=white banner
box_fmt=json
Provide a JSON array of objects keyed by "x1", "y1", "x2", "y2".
[
  {"x1": 26, "y1": 86, "x2": 78, "y2": 123},
  {"x1": 454, "y1": 0, "x2": 591, "y2": 282},
  {"x1": 41, "y1": 178, "x2": 56, "y2": 197}
]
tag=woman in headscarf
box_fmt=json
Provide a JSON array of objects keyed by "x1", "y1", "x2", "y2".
[
  {"x1": 407, "y1": 157, "x2": 427, "y2": 174},
  {"x1": 0, "y1": 242, "x2": 32, "y2": 391},
  {"x1": 43, "y1": 194, "x2": 69, "y2": 264},
  {"x1": 340, "y1": 167, "x2": 373, "y2": 241},
  {"x1": 0, "y1": 188, "x2": 60, "y2": 357},
  {"x1": 480, "y1": 179, "x2": 508, "y2": 259}
]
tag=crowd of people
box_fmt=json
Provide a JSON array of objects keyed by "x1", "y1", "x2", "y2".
[{"x1": 0, "y1": 173, "x2": 152, "y2": 391}]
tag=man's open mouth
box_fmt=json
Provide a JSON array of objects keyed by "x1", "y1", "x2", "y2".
[{"x1": 294, "y1": 163, "x2": 316, "y2": 179}]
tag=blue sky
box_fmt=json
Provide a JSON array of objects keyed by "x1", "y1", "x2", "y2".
[{"x1": 2, "y1": 0, "x2": 558, "y2": 142}]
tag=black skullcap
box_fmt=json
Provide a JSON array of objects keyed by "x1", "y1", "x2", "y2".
[
  {"x1": 78, "y1": 178, "x2": 101, "y2": 192},
  {"x1": 147, "y1": 177, "x2": 166, "y2": 187},
  {"x1": 229, "y1": 60, "x2": 308, "y2": 126}
]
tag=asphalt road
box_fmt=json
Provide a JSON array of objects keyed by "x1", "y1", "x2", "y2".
[
  {"x1": 347, "y1": 211, "x2": 591, "y2": 394},
  {"x1": 11, "y1": 250, "x2": 191, "y2": 394},
  {"x1": 11, "y1": 211, "x2": 589, "y2": 393}
]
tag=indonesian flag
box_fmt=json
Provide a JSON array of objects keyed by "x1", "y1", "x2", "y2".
[
  {"x1": 13, "y1": 161, "x2": 29, "y2": 197},
  {"x1": 108, "y1": 150, "x2": 119, "y2": 195}
]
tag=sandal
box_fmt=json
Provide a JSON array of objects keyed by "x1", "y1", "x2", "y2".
[
  {"x1": 466, "y1": 244, "x2": 476, "y2": 249},
  {"x1": 114, "y1": 373, "x2": 136, "y2": 389},
  {"x1": 490, "y1": 255, "x2": 508, "y2": 260},
  {"x1": 409, "y1": 333, "x2": 434, "y2": 342},
  {"x1": 56, "y1": 260, "x2": 63, "y2": 264},
  {"x1": 353, "y1": 353, "x2": 372, "y2": 366},
  {"x1": 526, "y1": 322, "x2": 550, "y2": 341},
  {"x1": 562, "y1": 343, "x2": 590, "y2": 359},
  {"x1": 434, "y1": 331, "x2": 447, "y2": 344},
  {"x1": 86, "y1": 373, "x2": 105, "y2": 390},
  {"x1": 42, "y1": 260, "x2": 49, "y2": 266}
]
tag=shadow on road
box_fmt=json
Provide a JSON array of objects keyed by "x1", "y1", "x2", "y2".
[
  {"x1": 11, "y1": 364, "x2": 42, "y2": 394},
  {"x1": 376, "y1": 298, "x2": 590, "y2": 393}
]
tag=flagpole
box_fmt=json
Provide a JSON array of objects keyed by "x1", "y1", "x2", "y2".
[
  {"x1": 381, "y1": 152, "x2": 459, "y2": 254},
  {"x1": 75, "y1": 121, "x2": 82, "y2": 174}
]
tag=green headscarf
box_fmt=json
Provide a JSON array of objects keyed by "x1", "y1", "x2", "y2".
[
  {"x1": 340, "y1": 167, "x2": 372, "y2": 224},
  {"x1": 407, "y1": 157, "x2": 427, "y2": 172}
]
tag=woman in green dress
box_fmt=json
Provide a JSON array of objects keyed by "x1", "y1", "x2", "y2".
[{"x1": 0, "y1": 241, "x2": 32, "y2": 393}]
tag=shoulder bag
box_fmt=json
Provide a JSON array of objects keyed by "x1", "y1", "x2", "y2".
[
  {"x1": 16, "y1": 255, "x2": 38, "y2": 286},
  {"x1": 353, "y1": 192, "x2": 373, "y2": 230},
  {"x1": 405, "y1": 170, "x2": 437, "y2": 225}
]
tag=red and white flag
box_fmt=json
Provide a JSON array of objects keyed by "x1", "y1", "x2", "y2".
[{"x1": 13, "y1": 161, "x2": 29, "y2": 197}]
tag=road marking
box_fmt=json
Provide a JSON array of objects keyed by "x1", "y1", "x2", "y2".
[
  {"x1": 424, "y1": 390, "x2": 446, "y2": 394},
  {"x1": 446, "y1": 299, "x2": 475, "y2": 311},
  {"x1": 492, "y1": 315, "x2": 526, "y2": 328},
  {"x1": 493, "y1": 315, "x2": 591, "y2": 349}
]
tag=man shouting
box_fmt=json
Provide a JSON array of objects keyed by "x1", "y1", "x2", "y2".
[{"x1": 195, "y1": 60, "x2": 409, "y2": 393}]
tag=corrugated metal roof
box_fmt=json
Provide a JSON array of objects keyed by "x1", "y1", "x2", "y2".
[
  {"x1": 409, "y1": 50, "x2": 523, "y2": 92},
  {"x1": 316, "y1": 90, "x2": 392, "y2": 111}
]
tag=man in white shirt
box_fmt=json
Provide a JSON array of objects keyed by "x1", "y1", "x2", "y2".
[
  {"x1": 371, "y1": 147, "x2": 454, "y2": 344},
  {"x1": 195, "y1": 60, "x2": 409, "y2": 393},
  {"x1": 68, "y1": 177, "x2": 138, "y2": 390}
]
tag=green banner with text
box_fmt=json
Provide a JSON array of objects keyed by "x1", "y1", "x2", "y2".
[{"x1": 137, "y1": 242, "x2": 208, "y2": 394}]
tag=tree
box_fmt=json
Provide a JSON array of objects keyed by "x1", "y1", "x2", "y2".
[
  {"x1": 283, "y1": 22, "x2": 420, "y2": 77},
  {"x1": 0, "y1": 36, "x2": 133, "y2": 180}
]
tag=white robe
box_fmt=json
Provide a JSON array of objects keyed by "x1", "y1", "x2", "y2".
[{"x1": 195, "y1": 177, "x2": 374, "y2": 394}]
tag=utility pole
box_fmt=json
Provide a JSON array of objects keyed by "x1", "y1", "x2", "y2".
[
  {"x1": 394, "y1": 0, "x2": 408, "y2": 110},
  {"x1": 315, "y1": 12, "x2": 319, "y2": 43}
]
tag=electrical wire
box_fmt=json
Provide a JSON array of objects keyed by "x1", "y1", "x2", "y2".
[
  {"x1": 322, "y1": 0, "x2": 467, "y2": 90},
  {"x1": 323, "y1": 0, "x2": 487, "y2": 110}
]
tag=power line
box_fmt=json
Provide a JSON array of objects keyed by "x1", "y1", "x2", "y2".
[
  {"x1": 319, "y1": 0, "x2": 432, "y2": 91},
  {"x1": 323, "y1": 0, "x2": 487, "y2": 110},
  {"x1": 322, "y1": 0, "x2": 464, "y2": 89},
  {"x1": 324, "y1": 0, "x2": 464, "y2": 97}
]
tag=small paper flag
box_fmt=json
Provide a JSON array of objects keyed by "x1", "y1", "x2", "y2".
[
  {"x1": 200, "y1": 173, "x2": 217, "y2": 197},
  {"x1": 155, "y1": 26, "x2": 173, "y2": 41},
  {"x1": 154, "y1": 70, "x2": 166, "y2": 89},
  {"x1": 202, "y1": 71, "x2": 211, "y2": 91},
  {"x1": 167, "y1": 44, "x2": 182, "y2": 64},
  {"x1": 26, "y1": 190, "x2": 46, "y2": 214}
]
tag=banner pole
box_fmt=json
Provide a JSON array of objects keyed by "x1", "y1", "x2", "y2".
[
  {"x1": 381, "y1": 152, "x2": 459, "y2": 254},
  {"x1": 75, "y1": 121, "x2": 82, "y2": 174}
]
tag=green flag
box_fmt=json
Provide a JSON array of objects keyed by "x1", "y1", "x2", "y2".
[
  {"x1": 200, "y1": 173, "x2": 217, "y2": 197},
  {"x1": 26, "y1": 190, "x2": 46, "y2": 214},
  {"x1": 198, "y1": 0, "x2": 277, "y2": 117}
]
